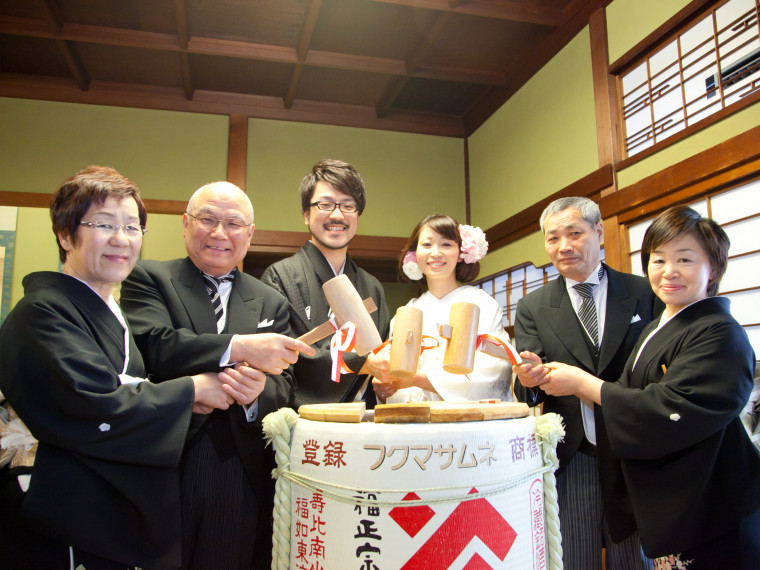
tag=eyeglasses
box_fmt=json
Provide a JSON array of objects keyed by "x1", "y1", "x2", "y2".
[
  {"x1": 188, "y1": 213, "x2": 251, "y2": 235},
  {"x1": 79, "y1": 221, "x2": 147, "y2": 237},
  {"x1": 310, "y1": 201, "x2": 359, "y2": 214}
]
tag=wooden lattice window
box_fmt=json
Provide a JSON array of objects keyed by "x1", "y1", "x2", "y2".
[{"x1": 621, "y1": 0, "x2": 760, "y2": 157}]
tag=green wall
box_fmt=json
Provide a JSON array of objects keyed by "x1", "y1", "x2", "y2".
[
  {"x1": 471, "y1": 28, "x2": 598, "y2": 275},
  {"x1": 0, "y1": 97, "x2": 229, "y2": 199},
  {"x1": 0, "y1": 98, "x2": 465, "y2": 307},
  {"x1": 246, "y1": 118, "x2": 465, "y2": 236}
]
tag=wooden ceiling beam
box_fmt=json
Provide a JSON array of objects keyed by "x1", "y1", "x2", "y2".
[
  {"x1": 0, "y1": 16, "x2": 504, "y2": 87},
  {"x1": 297, "y1": 0, "x2": 322, "y2": 62},
  {"x1": 0, "y1": 73, "x2": 466, "y2": 137},
  {"x1": 376, "y1": 76, "x2": 408, "y2": 118},
  {"x1": 376, "y1": 11, "x2": 450, "y2": 117},
  {"x1": 284, "y1": 63, "x2": 303, "y2": 109},
  {"x1": 463, "y1": 0, "x2": 606, "y2": 134},
  {"x1": 405, "y1": 11, "x2": 449, "y2": 74},
  {"x1": 285, "y1": 0, "x2": 323, "y2": 109},
  {"x1": 38, "y1": 1, "x2": 90, "y2": 91},
  {"x1": 171, "y1": 0, "x2": 193, "y2": 99},
  {"x1": 173, "y1": 0, "x2": 189, "y2": 49},
  {"x1": 40, "y1": 0, "x2": 62, "y2": 34},
  {"x1": 369, "y1": 0, "x2": 565, "y2": 27}
]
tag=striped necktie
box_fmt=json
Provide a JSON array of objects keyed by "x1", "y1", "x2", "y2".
[
  {"x1": 201, "y1": 269, "x2": 237, "y2": 332},
  {"x1": 573, "y1": 266, "x2": 604, "y2": 348}
]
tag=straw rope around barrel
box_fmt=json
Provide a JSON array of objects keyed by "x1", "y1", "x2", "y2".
[
  {"x1": 536, "y1": 412, "x2": 565, "y2": 570},
  {"x1": 263, "y1": 407, "x2": 565, "y2": 569},
  {"x1": 262, "y1": 407, "x2": 299, "y2": 570}
]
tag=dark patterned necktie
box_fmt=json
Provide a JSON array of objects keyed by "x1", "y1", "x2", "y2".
[
  {"x1": 573, "y1": 266, "x2": 604, "y2": 348},
  {"x1": 201, "y1": 268, "x2": 237, "y2": 332}
]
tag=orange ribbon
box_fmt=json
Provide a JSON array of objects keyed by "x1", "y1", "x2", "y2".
[{"x1": 373, "y1": 335, "x2": 439, "y2": 356}]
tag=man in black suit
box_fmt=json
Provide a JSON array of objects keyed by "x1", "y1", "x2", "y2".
[
  {"x1": 513, "y1": 197, "x2": 661, "y2": 570},
  {"x1": 120, "y1": 181, "x2": 314, "y2": 570}
]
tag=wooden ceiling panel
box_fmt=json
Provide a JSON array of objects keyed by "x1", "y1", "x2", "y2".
[
  {"x1": 310, "y1": 0, "x2": 438, "y2": 61},
  {"x1": 0, "y1": 35, "x2": 71, "y2": 77},
  {"x1": 0, "y1": 0, "x2": 606, "y2": 137},
  {"x1": 296, "y1": 64, "x2": 393, "y2": 106},
  {"x1": 188, "y1": 0, "x2": 307, "y2": 46},
  {"x1": 56, "y1": 0, "x2": 148, "y2": 30},
  {"x1": 393, "y1": 76, "x2": 489, "y2": 116},
  {"x1": 0, "y1": 0, "x2": 43, "y2": 20},
  {"x1": 76, "y1": 43, "x2": 182, "y2": 87},
  {"x1": 424, "y1": 15, "x2": 552, "y2": 71},
  {"x1": 189, "y1": 54, "x2": 293, "y2": 97}
]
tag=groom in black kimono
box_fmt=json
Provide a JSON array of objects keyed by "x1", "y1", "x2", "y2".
[
  {"x1": 120, "y1": 181, "x2": 314, "y2": 569},
  {"x1": 261, "y1": 158, "x2": 391, "y2": 407}
]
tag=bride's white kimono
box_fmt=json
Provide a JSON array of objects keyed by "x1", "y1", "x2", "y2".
[{"x1": 385, "y1": 285, "x2": 512, "y2": 402}]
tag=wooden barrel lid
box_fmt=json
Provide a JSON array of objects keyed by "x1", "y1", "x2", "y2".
[{"x1": 298, "y1": 400, "x2": 529, "y2": 423}]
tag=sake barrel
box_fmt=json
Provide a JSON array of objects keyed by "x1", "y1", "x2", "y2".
[{"x1": 265, "y1": 409, "x2": 562, "y2": 570}]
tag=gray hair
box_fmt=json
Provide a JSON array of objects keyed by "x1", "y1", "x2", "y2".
[{"x1": 539, "y1": 197, "x2": 600, "y2": 233}]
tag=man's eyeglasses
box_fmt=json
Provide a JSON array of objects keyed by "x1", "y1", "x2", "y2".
[
  {"x1": 188, "y1": 213, "x2": 251, "y2": 235},
  {"x1": 79, "y1": 221, "x2": 147, "y2": 237},
  {"x1": 310, "y1": 201, "x2": 359, "y2": 214}
]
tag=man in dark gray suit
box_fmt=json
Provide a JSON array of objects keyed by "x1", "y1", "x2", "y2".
[
  {"x1": 513, "y1": 197, "x2": 661, "y2": 570},
  {"x1": 120, "y1": 181, "x2": 314, "y2": 569}
]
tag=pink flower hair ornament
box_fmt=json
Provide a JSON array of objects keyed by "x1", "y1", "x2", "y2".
[
  {"x1": 459, "y1": 224, "x2": 488, "y2": 263},
  {"x1": 402, "y1": 250, "x2": 424, "y2": 281}
]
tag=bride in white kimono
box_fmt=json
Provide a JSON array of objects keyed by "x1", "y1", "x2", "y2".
[{"x1": 372, "y1": 214, "x2": 511, "y2": 403}]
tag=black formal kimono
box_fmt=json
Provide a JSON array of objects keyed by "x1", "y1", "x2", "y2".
[
  {"x1": 599, "y1": 296, "x2": 760, "y2": 557},
  {"x1": 0, "y1": 272, "x2": 195, "y2": 569},
  {"x1": 120, "y1": 257, "x2": 296, "y2": 569},
  {"x1": 261, "y1": 241, "x2": 391, "y2": 407}
]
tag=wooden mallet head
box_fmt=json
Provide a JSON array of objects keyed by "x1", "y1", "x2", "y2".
[
  {"x1": 321, "y1": 274, "x2": 382, "y2": 355},
  {"x1": 389, "y1": 306, "x2": 423, "y2": 378},
  {"x1": 438, "y1": 302, "x2": 522, "y2": 370},
  {"x1": 441, "y1": 302, "x2": 480, "y2": 374}
]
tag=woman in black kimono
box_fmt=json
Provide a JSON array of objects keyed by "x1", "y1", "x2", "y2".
[
  {"x1": 0, "y1": 166, "x2": 261, "y2": 569},
  {"x1": 540, "y1": 205, "x2": 760, "y2": 569}
]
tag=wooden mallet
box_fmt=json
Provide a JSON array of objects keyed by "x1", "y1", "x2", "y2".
[
  {"x1": 388, "y1": 306, "x2": 423, "y2": 378},
  {"x1": 296, "y1": 274, "x2": 382, "y2": 355},
  {"x1": 439, "y1": 301, "x2": 522, "y2": 374}
]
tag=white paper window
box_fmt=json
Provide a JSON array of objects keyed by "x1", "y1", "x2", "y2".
[{"x1": 620, "y1": 0, "x2": 760, "y2": 157}]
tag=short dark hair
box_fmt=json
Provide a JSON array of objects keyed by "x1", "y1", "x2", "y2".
[
  {"x1": 641, "y1": 205, "x2": 729, "y2": 297},
  {"x1": 50, "y1": 165, "x2": 147, "y2": 263},
  {"x1": 299, "y1": 159, "x2": 366, "y2": 215},
  {"x1": 399, "y1": 214, "x2": 479, "y2": 284}
]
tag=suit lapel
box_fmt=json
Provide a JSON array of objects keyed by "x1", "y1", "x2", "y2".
[
  {"x1": 175, "y1": 257, "x2": 218, "y2": 334},
  {"x1": 225, "y1": 275, "x2": 262, "y2": 334},
  {"x1": 541, "y1": 277, "x2": 596, "y2": 371},
  {"x1": 598, "y1": 267, "x2": 639, "y2": 374}
]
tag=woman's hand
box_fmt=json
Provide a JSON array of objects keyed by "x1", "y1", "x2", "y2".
[
  {"x1": 542, "y1": 363, "x2": 603, "y2": 404},
  {"x1": 360, "y1": 351, "x2": 391, "y2": 381}
]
